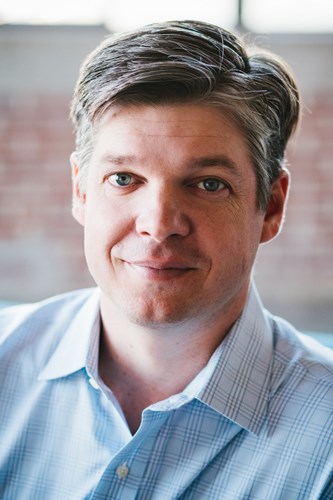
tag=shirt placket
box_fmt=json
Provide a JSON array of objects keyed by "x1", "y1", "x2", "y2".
[{"x1": 89, "y1": 410, "x2": 170, "y2": 499}]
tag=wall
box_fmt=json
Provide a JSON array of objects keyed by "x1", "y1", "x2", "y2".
[
  {"x1": 254, "y1": 33, "x2": 333, "y2": 331},
  {"x1": 0, "y1": 25, "x2": 332, "y2": 331}
]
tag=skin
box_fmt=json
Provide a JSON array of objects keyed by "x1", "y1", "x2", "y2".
[{"x1": 71, "y1": 103, "x2": 289, "y2": 433}]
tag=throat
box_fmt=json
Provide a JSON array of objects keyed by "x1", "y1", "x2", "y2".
[
  {"x1": 97, "y1": 311, "x2": 231, "y2": 435},
  {"x1": 116, "y1": 387, "x2": 161, "y2": 435},
  {"x1": 99, "y1": 363, "x2": 180, "y2": 435},
  {"x1": 98, "y1": 339, "x2": 206, "y2": 435}
]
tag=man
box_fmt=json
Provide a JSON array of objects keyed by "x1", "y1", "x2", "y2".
[{"x1": 0, "y1": 20, "x2": 332, "y2": 499}]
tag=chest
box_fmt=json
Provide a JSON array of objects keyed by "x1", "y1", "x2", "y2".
[{"x1": 1, "y1": 381, "x2": 328, "y2": 499}]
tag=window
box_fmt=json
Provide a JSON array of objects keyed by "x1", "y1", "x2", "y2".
[{"x1": 0, "y1": 0, "x2": 332, "y2": 33}]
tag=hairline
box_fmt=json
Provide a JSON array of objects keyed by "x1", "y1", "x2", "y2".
[{"x1": 77, "y1": 97, "x2": 270, "y2": 212}]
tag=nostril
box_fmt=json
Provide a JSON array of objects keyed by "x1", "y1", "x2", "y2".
[{"x1": 136, "y1": 208, "x2": 191, "y2": 242}]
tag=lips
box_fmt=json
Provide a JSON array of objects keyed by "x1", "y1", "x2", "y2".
[
  {"x1": 126, "y1": 260, "x2": 194, "y2": 270},
  {"x1": 122, "y1": 259, "x2": 196, "y2": 280}
]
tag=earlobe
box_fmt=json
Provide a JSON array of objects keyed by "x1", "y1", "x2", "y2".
[
  {"x1": 70, "y1": 152, "x2": 86, "y2": 227},
  {"x1": 260, "y1": 169, "x2": 290, "y2": 244}
]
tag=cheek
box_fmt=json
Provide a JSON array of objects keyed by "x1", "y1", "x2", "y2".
[
  {"x1": 84, "y1": 200, "x2": 113, "y2": 253},
  {"x1": 84, "y1": 196, "x2": 135, "y2": 259},
  {"x1": 208, "y1": 210, "x2": 263, "y2": 264}
]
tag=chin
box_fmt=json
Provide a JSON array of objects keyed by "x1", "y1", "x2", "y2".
[{"x1": 122, "y1": 298, "x2": 196, "y2": 329}]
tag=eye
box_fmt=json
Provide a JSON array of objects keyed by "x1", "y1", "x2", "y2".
[
  {"x1": 107, "y1": 173, "x2": 133, "y2": 187},
  {"x1": 197, "y1": 178, "x2": 226, "y2": 192}
]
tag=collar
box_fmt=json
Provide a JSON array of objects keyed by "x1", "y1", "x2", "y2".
[
  {"x1": 37, "y1": 283, "x2": 273, "y2": 435},
  {"x1": 199, "y1": 283, "x2": 273, "y2": 435},
  {"x1": 38, "y1": 288, "x2": 101, "y2": 381}
]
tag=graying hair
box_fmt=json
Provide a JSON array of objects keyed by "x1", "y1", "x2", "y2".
[{"x1": 70, "y1": 20, "x2": 301, "y2": 211}]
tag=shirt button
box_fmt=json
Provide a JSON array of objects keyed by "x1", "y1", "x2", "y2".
[
  {"x1": 116, "y1": 464, "x2": 129, "y2": 478},
  {"x1": 88, "y1": 378, "x2": 99, "y2": 389}
]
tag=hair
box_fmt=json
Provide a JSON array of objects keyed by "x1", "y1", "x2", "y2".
[{"x1": 70, "y1": 20, "x2": 301, "y2": 211}]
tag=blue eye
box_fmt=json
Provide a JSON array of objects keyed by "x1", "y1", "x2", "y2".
[
  {"x1": 198, "y1": 178, "x2": 225, "y2": 192},
  {"x1": 108, "y1": 173, "x2": 133, "y2": 187}
]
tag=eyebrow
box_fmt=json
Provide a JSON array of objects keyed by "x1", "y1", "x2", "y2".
[
  {"x1": 189, "y1": 155, "x2": 241, "y2": 172},
  {"x1": 99, "y1": 153, "x2": 244, "y2": 179},
  {"x1": 100, "y1": 154, "x2": 137, "y2": 166}
]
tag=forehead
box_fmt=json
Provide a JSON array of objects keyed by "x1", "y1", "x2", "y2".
[
  {"x1": 93, "y1": 103, "x2": 251, "y2": 160},
  {"x1": 97, "y1": 103, "x2": 240, "y2": 137},
  {"x1": 86, "y1": 104, "x2": 258, "y2": 199}
]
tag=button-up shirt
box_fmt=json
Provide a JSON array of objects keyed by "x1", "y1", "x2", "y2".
[{"x1": 0, "y1": 285, "x2": 332, "y2": 499}]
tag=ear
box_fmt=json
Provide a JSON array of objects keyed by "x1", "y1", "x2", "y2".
[
  {"x1": 70, "y1": 152, "x2": 86, "y2": 227},
  {"x1": 260, "y1": 169, "x2": 290, "y2": 244}
]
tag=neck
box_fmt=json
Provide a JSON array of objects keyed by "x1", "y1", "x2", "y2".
[
  {"x1": 97, "y1": 291, "x2": 246, "y2": 433},
  {"x1": 98, "y1": 316, "x2": 223, "y2": 434}
]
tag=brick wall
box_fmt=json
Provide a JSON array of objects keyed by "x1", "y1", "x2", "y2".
[
  {"x1": 0, "y1": 26, "x2": 332, "y2": 331},
  {"x1": 0, "y1": 93, "x2": 93, "y2": 297},
  {"x1": 255, "y1": 91, "x2": 333, "y2": 330}
]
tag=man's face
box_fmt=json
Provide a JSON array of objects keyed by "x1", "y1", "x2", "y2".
[{"x1": 72, "y1": 103, "x2": 286, "y2": 330}]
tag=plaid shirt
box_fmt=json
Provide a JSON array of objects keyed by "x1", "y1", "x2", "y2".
[{"x1": 1, "y1": 285, "x2": 332, "y2": 499}]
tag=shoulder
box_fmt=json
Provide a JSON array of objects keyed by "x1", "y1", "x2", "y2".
[
  {"x1": 266, "y1": 312, "x2": 333, "y2": 414},
  {"x1": 0, "y1": 288, "x2": 98, "y2": 350},
  {"x1": 269, "y1": 313, "x2": 333, "y2": 382}
]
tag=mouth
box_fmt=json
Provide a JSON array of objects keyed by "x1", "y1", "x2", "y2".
[{"x1": 122, "y1": 260, "x2": 196, "y2": 280}]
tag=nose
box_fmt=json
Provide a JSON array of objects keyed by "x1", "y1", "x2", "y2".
[{"x1": 135, "y1": 186, "x2": 191, "y2": 243}]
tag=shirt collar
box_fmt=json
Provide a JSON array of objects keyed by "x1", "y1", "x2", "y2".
[
  {"x1": 37, "y1": 283, "x2": 273, "y2": 435},
  {"x1": 38, "y1": 288, "x2": 101, "y2": 381},
  {"x1": 199, "y1": 283, "x2": 273, "y2": 435}
]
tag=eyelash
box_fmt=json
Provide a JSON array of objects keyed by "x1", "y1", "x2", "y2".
[
  {"x1": 195, "y1": 178, "x2": 227, "y2": 192},
  {"x1": 106, "y1": 172, "x2": 229, "y2": 193},
  {"x1": 107, "y1": 173, "x2": 135, "y2": 187}
]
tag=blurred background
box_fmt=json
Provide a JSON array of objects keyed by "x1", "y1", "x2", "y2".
[{"x1": 0, "y1": 0, "x2": 332, "y2": 332}]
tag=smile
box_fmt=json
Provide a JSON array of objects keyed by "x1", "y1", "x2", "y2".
[{"x1": 123, "y1": 260, "x2": 195, "y2": 280}]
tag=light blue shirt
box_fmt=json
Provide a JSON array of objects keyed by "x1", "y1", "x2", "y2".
[{"x1": 0, "y1": 285, "x2": 332, "y2": 499}]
